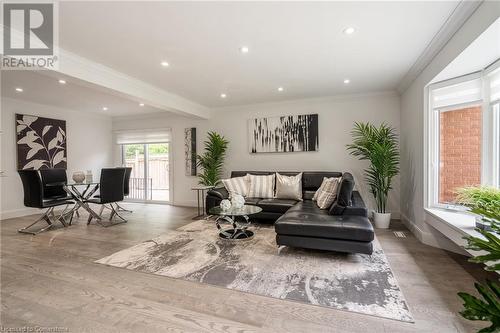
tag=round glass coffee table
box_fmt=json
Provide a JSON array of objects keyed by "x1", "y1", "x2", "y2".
[{"x1": 208, "y1": 205, "x2": 262, "y2": 240}]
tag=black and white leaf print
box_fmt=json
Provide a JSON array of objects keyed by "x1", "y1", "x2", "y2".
[
  {"x1": 42, "y1": 125, "x2": 52, "y2": 136},
  {"x1": 15, "y1": 114, "x2": 67, "y2": 170}
]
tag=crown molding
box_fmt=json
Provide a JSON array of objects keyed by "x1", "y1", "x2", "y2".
[{"x1": 397, "y1": 0, "x2": 483, "y2": 94}]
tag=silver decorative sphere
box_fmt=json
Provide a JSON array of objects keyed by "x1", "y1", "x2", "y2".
[
  {"x1": 220, "y1": 199, "x2": 231, "y2": 211},
  {"x1": 231, "y1": 194, "x2": 245, "y2": 209}
]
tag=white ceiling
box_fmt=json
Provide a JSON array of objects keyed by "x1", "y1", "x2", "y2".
[
  {"x1": 433, "y1": 17, "x2": 500, "y2": 83},
  {"x1": 1, "y1": 70, "x2": 165, "y2": 116},
  {"x1": 58, "y1": 1, "x2": 461, "y2": 107}
]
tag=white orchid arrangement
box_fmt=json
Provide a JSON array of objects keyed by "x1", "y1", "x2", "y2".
[{"x1": 16, "y1": 115, "x2": 67, "y2": 169}]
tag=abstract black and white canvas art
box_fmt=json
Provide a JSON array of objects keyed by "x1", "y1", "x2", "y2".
[
  {"x1": 249, "y1": 114, "x2": 319, "y2": 153},
  {"x1": 16, "y1": 114, "x2": 67, "y2": 170},
  {"x1": 184, "y1": 127, "x2": 197, "y2": 176}
]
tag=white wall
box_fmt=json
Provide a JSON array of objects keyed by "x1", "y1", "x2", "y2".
[
  {"x1": 0, "y1": 97, "x2": 113, "y2": 219},
  {"x1": 399, "y1": 1, "x2": 500, "y2": 249},
  {"x1": 113, "y1": 91, "x2": 401, "y2": 214}
]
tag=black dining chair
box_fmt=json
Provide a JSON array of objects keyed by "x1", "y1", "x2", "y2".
[
  {"x1": 40, "y1": 168, "x2": 70, "y2": 198},
  {"x1": 40, "y1": 168, "x2": 76, "y2": 223},
  {"x1": 115, "y1": 167, "x2": 132, "y2": 213},
  {"x1": 18, "y1": 170, "x2": 74, "y2": 235},
  {"x1": 86, "y1": 168, "x2": 127, "y2": 227}
]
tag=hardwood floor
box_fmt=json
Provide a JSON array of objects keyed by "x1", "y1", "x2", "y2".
[{"x1": 0, "y1": 203, "x2": 492, "y2": 332}]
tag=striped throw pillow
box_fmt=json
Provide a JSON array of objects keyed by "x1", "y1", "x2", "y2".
[
  {"x1": 247, "y1": 173, "x2": 275, "y2": 198},
  {"x1": 313, "y1": 177, "x2": 340, "y2": 201},
  {"x1": 316, "y1": 177, "x2": 341, "y2": 209},
  {"x1": 312, "y1": 177, "x2": 328, "y2": 201},
  {"x1": 222, "y1": 175, "x2": 249, "y2": 198}
]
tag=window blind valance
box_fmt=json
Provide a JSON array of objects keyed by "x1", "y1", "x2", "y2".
[
  {"x1": 431, "y1": 78, "x2": 482, "y2": 109},
  {"x1": 114, "y1": 128, "x2": 171, "y2": 145}
]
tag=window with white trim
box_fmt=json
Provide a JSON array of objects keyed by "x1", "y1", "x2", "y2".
[
  {"x1": 490, "y1": 67, "x2": 500, "y2": 188},
  {"x1": 427, "y1": 60, "x2": 500, "y2": 208}
]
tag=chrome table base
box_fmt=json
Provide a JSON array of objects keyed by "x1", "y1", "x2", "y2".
[{"x1": 213, "y1": 214, "x2": 254, "y2": 240}]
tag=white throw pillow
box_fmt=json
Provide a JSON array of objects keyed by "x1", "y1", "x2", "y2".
[
  {"x1": 247, "y1": 173, "x2": 275, "y2": 198},
  {"x1": 316, "y1": 177, "x2": 341, "y2": 209},
  {"x1": 221, "y1": 175, "x2": 249, "y2": 198},
  {"x1": 275, "y1": 172, "x2": 302, "y2": 200}
]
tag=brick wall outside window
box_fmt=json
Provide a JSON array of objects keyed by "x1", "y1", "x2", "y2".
[{"x1": 439, "y1": 106, "x2": 482, "y2": 203}]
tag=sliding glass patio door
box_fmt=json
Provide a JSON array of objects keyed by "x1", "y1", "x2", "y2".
[
  {"x1": 122, "y1": 142, "x2": 171, "y2": 203},
  {"x1": 147, "y1": 143, "x2": 170, "y2": 202}
]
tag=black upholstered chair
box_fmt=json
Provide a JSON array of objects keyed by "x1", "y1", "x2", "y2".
[
  {"x1": 40, "y1": 168, "x2": 70, "y2": 199},
  {"x1": 86, "y1": 168, "x2": 127, "y2": 226},
  {"x1": 18, "y1": 170, "x2": 74, "y2": 235},
  {"x1": 115, "y1": 167, "x2": 132, "y2": 213},
  {"x1": 40, "y1": 168, "x2": 79, "y2": 221}
]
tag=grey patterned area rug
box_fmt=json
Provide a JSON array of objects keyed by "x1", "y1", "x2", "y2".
[{"x1": 96, "y1": 220, "x2": 413, "y2": 322}]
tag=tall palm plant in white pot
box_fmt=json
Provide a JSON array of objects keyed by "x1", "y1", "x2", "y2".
[{"x1": 346, "y1": 122, "x2": 400, "y2": 228}]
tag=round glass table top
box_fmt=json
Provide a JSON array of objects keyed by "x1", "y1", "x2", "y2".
[{"x1": 209, "y1": 204, "x2": 262, "y2": 216}]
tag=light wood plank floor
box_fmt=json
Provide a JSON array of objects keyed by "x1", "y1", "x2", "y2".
[{"x1": 0, "y1": 203, "x2": 493, "y2": 332}]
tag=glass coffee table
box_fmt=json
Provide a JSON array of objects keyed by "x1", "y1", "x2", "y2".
[{"x1": 208, "y1": 205, "x2": 262, "y2": 240}]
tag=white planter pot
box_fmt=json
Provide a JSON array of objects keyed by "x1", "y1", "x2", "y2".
[{"x1": 373, "y1": 212, "x2": 391, "y2": 229}]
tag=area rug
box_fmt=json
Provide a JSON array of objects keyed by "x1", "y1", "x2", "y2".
[{"x1": 96, "y1": 220, "x2": 413, "y2": 322}]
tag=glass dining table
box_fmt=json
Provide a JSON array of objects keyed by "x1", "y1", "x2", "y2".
[{"x1": 46, "y1": 180, "x2": 102, "y2": 223}]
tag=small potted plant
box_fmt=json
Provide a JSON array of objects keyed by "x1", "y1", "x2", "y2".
[{"x1": 347, "y1": 122, "x2": 400, "y2": 228}]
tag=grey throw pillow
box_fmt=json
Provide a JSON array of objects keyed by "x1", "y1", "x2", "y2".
[{"x1": 275, "y1": 172, "x2": 303, "y2": 200}]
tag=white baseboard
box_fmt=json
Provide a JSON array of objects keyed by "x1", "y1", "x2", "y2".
[
  {"x1": 400, "y1": 213, "x2": 468, "y2": 256},
  {"x1": 1, "y1": 207, "x2": 40, "y2": 220},
  {"x1": 400, "y1": 213, "x2": 425, "y2": 241}
]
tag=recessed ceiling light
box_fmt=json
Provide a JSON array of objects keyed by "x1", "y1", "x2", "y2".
[
  {"x1": 343, "y1": 27, "x2": 355, "y2": 35},
  {"x1": 240, "y1": 46, "x2": 249, "y2": 53},
  {"x1": 161, "y1": 61, "x2": 169, "y2": 67},
  {"x1": 102, "y1": 107, "x2": 108, "y2": 111},
  {"x1": 58, "y1": 79, "x2": 66, "y2": 84},
  {"x1": 15, "y1": 87, "x2": 23, "y2": 92},
  {"x1": 343, "y1": 79, "x2": 350, "y2": 84},
  {"x1": 139, "y1": 103, "x2": 145, "y2": 107},
  {"x1": 220, "y1": 93, "x2": 227, "y2": 99},
  {"x1": 277, "y1": 87, "x2": 284, "y2": 92}
]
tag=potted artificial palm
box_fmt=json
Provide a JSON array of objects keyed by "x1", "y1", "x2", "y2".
[
  {"x1": 346, "y1": 122, "x2": 400, "y2": 228},
  {"x1": 196, "y1": 131, "x2": 229, "y2": 186}
]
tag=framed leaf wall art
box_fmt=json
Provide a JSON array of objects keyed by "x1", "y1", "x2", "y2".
[{"x1": 16, "y1": 114, "x2": 67, "y2": 170}]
